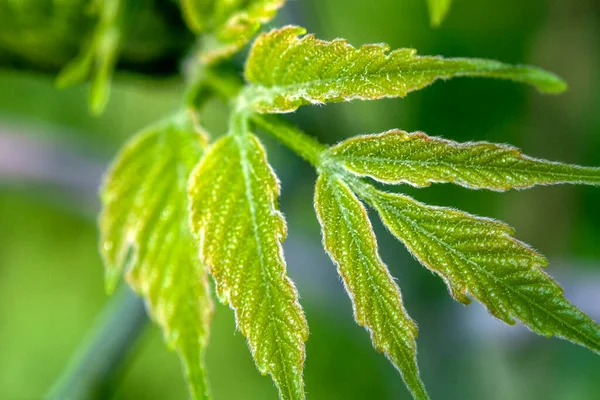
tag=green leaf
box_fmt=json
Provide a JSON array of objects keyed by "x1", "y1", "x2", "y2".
[
  {"x1": 181, "y1": 0, "x2": 285, "y2": 63},
  {"x1": 427, "y1": 0, "x2": 452, "y2": 27},
  {"x1": 362, "y1": 186, "x2": 600, "y2": 353},
  {"x1": 188, "y1": 129, "x2": 308, "y2": 400},
  {"x1": 326, "y1": 130, "x2": 600, "y2": 191},
  {"x1": 181, "y1": 0, "x2": 214, "y2": 33},
  {"x1": 314, "y1": 174, "x2": 429, "y2": 400},
  {"x1": 99, "y1": 114, "x2": 213, "y2": 400},
  {"x1": 57, "y1": 0, "x2": 126, "y2": 115},
  {"x1": 243, "y1": 26, "x2": 567, "y2": 113}
]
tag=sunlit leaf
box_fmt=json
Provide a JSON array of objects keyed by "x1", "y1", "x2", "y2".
[
  {"x1": 188, "y1": 129, "x2": 308, "y2": 400},
  {"x1": 243, "y1": 25, "x2": 566, "y2": 113},
  {"x1": 99, "y1": 114, "x2": 213, "y2": 400},
  {"x1": 427, "y1": 0, "x2": 452, "y2": 27},
  {"x1": 181, "y1": 0, "x2": 285, "y2": 63},
  {"x1": 326, "y1": 130, "x2": 600, "y2": 191},
  {"x1": 359, "y1": 186, "x2": 600, "y2": 353},
  {"x1": 315, "y1": 174, "x2": 429, "y2": 400}
]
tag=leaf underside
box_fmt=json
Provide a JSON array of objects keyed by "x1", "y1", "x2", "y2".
[
  {"x1": 315, "y1": 174, "x2": 429, "y2": 400},
  {"x1": 99, "y1": 115, "x2": 212, "y2": 400},
  {"x1": 427, "y1": 0, "x2": 452, "y2": 27},
  {"x1": 243, "y1": 25, "x2": 566, "y2": 113},
  {"x1": 188, "y1": 132, "x2": 308, "y2": 400},
  {"x1": 327, "y1": 130, "x2": 600, "y2": 191},
  {"x1": 362, "y1": 187, "x2": 600, "y2": 354}
]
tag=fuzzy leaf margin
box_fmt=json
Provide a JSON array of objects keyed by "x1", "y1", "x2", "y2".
[
  {"x1": 188, "y1": 130, "x2": 308, "y2": 400},
  {"x1": 315, "y1": 174, "x2": 429, "y2": 400},
  {"x1": 326, "y1": 130, "x2": 600, "y2": 191},
  {"x1": 99, "y1": 114, "x2": 213, "y2": 400},
  {"x1": 358, "y1": 186, "x2": 600, "y2": 354},
  {"x1": 243, "y1": 26, "x2": 567, "y2": 113}
]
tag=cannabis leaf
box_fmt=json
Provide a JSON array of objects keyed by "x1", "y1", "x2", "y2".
[
  {"x1": 243, "y1": 26, "x2": 567, "y2": 114},
  {"x1": 99, "y1": 114, "x2": 213, "y2": 399},
  {"x1": 315, "y1": 174, "x2": 429, "y2": 400},
  {"x1": 75, "y1": 4, "x2": 599, "y2": 398},
  {"x1": 57, "y1": 0, "x2": 127, "y2": 115},
  {"x1": 188, "y1": 128, "x2": 308, "y2": 400},
  {"x1": 427, "y1": 0, "x2": 452, "y2": 27},
  {"x1": 326, "y1": 130, "x2": 600, "y2": 191},
  {"x1": 182, "y1": 0, "x2": 286, "y2": 63},
  {"x1": 356, "y1": 186, "x2": 600, "y2": 353}
]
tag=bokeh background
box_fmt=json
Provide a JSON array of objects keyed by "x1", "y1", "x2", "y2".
[{"x1": 1, "y1": 0, "x2": 599, "y2": 399}]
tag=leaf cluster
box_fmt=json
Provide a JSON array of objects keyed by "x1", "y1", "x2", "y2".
[{"x1": 76, "y1": 1, "x2": 600, "y2": 399}]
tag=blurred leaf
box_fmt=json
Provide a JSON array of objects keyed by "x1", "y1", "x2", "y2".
[
  {"x1": 0, "y1": 0, "x2": 90, "y2": 69},
  {"x1": 427, "y1": 0, "x2": 452, "y2": 27},
  {"x1": 362, "y1": 187, "x2": 600, "y2": 353},
  {"x1": 180, "y1": 0, "x2": 285, "y2": 63},
  {"x1": 188, "y1": 129, "x2": 308, "y2": 400},
  {"x1": 243, "y1": 26, "x2": 567, "y2": 114},
  {"x1": 314, "y1": 174, "x2": 429, "y2": 400},
  {"x1": 326, "y1": 130, "x2": 600, "y2": 191},
  {"x1": 56, "y1": 0, "x2": 125, "y2": 115},
  {"x1": 99, "y1": 113, "x2": 213, "y2": 400},
  {"x1": 181, "y1": 0, "x2": 214, "y2": 33}
]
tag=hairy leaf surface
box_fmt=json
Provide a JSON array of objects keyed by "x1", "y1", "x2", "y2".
[
  {"x1": 99, "y1": 115, "x2": 212, "y2": 400},
  {"x1": 427, "y1": 0, "x2": 452, "y2": 26},
  {"x1": 243, "y1": 26, "x2": 566, "y2": 113},
  {"x1": 188, "y1": 132, "x2": 308, "y2": 400},
  {"x1": 315, "y1": 174, "x2": 429, "y2": 400},
  {"x1": 327, "y1": 130, "x2": 600, "y2": 191},
  {"x1": 362, "y1": 187, "x2": 600, "y2": 353},
  {"x1": 183, "y1": 0, "x2": 285, "y2": 63}
]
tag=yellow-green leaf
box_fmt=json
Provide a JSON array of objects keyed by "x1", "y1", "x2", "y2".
[
  {"x1": 182, "y1": 0, "x2": 285, "y2": 63},
  {"x1": 243, "y1": 26, "x2": 566, "y2": 113},
  {"x1": 188, "y1": 131, "x2": 308, "y2": 400},
  {"x1": 363, "y1": 187, "x2": 600, "y2": 353},
  {"x1": 315, "y1": 174, "x2": 429, "y2": 400},
  {"x1": 326, "y1": 130, "x2": 600, "y2": 191},
  {"x1": 99, "y1": 114, "x2": 213, "y2": 400},
  {"x1": 427, "y1": 0, "x2": 452, "y2": 27}
]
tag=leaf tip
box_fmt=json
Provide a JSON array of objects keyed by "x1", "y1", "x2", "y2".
[
  {"x1": 104, "y1": 267, "x2": 122, "y2": 295},
  {"x1": 539, "y1": 74, "x2": 568, "y2": 95},
  {"x1": 428, "y1": 0, "x2": 452, "y2": 27},
  {"x1": 279, "y1": 24, "x2": 308, "y2": 37},
  {"x1": 523, "y1": 67, "x2": 568, "y2": 95}
]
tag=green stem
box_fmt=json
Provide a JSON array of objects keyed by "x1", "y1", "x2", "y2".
[
  {"x1": 251, "y1": 114, "x2": 327, "y2": 167},
  {"x1": 186, "y1": 65, "x2": 329, "y2": 168},
  {"x1": 250, "y1": 112, "x2": 381, "y2": 204},
  {"x1": 48, "y1": 284, "x2": 148, "y2": 400}
]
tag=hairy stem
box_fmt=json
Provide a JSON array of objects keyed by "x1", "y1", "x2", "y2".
[
  {"x1": 48, "y1": 284, "x2": 148, "y2": 400},
  {"x1": 251, "y1": 114, "x2": 327, "y2": 167},
  {"x1": 249, "y1": 114, "x2": 379, "y2": 201}
]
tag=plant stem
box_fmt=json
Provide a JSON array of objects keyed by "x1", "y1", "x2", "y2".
[
  {"x1": 251, "y1": 114, "x2": 327, "y2": 167},
  {"x1": 48, "y1": 284, "x2": 148, "y2": 400},
  {"x1": 250, "y1": 113, "x2": 381, "y2": 204}
]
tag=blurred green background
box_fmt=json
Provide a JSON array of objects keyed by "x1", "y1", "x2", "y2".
[{"x1": 1, "y1": 0, "x2": 599, "y2": 399}]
